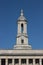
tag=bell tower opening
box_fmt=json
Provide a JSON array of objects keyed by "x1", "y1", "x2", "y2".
[
  {"x1": 21, "y1": 23, "x2": 23, "y2": 33},
  {"x1": 21, "y1": 39, "x2": 24, "y2": 44}
]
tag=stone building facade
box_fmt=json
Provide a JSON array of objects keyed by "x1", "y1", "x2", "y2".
[{"x1": 0, "y1": 10, "x2": 43, "y2": 65}]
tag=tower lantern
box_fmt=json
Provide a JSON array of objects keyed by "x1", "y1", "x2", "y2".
[{"x1": 14, "y1": 10, "x2": 32, "y2": 49}]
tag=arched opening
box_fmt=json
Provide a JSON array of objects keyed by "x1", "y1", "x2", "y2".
[
  {"x1": 21, "y1": 24, "x2": 23, "y2": 33},
  {"x1": 21, "y1": 39, "x2": 24, "y2": 44}
]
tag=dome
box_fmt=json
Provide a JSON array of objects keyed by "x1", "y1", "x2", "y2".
[{"x1": 18, "y1": 10, "x2": 27, "y2": 21}]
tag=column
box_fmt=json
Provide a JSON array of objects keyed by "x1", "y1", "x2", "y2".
[
  {"x1": 27, "y1": 59, "x2": 28, "y2": 65},
  {"x1": 19, "y1": 58, "x2": 21, "y2": 65},
  {"x1": 33, "y1": 59, "x2": 35, "y2": 65},
  {"x1": 24, "y1": 23, "x2": 27, "y2": 34},
  {"x1": 40, "y1": 59, "x2": 42, "y2": 65},
  {"x1": 6, "y1": 59, "x2": 8, "y2": 65},
  {"x1": 0, "y1": 59, "x2": 1, "y2": 65},
  {"x1": 12, "y1": 58, "x2": 14, "y2": 65}
]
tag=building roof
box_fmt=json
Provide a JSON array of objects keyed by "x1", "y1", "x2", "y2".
[{"x1": 0, "y1": 50, "x2": 43, "y2": 56}]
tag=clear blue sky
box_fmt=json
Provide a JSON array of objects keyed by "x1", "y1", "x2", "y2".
[{"x1": 0, "y1": 0, "x2": 43, "y2": 49}]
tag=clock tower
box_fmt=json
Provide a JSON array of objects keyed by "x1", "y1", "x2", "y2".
[{"x1": 14, "y1": 10, "x2": 32, "y2": 49}]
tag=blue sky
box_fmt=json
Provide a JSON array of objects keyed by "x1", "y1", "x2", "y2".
[{"x1": 0, "y1": 0, "x2": 43, "y2": 49}]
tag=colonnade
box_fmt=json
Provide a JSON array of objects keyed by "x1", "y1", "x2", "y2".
[{"x1": 0, "y1": 58, "x2": 42, "y2": 65}]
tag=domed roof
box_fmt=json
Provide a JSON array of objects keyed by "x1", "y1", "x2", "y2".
[{"x1": 18, "y1": 10, "x2": 27, "y2": 21}]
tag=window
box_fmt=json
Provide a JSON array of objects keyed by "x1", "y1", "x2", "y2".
[
  {"x1": 42, "y1": 59, "x2": 43, "y2": 65},
  {"x1": 8, "y1": 59, "x2": 12, "y2": 64},
  {"x1": 21, "y1": 24, "x2": 23, "y2": 33},
  {"x1": 35, "y1": 59, "x2": 39, "y2": 64},
  {"x1": 29, "y1": 59, "x2": 33, "y2": 64},
  {"x1": 21, "y1": 59, "x2": 26, "y2": 64},
  {"x1": 15, "y1": 59, "x2": 19, "y2": 64},
  {"x1": 1, "y1": 59, "x2": 6, "y2": 65},
  {"x1": 21, "y1": 39, "x2": 24, "y2": 44}
]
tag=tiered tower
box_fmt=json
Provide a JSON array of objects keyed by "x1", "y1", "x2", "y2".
[{"x1": 14, "y1": 10, "x2": 32, "y2": 49}]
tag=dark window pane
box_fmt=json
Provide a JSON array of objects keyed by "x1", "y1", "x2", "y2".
[
  {"x1": 21, "y1": 59, "x2": 26, "y2": 64},
  {"x1": 1, "y1": 59, "x2": 5, "y2": 65},
  {"x1": 29, "y1": 59, "x2": 33, "y2": 64},
  {"x1": 42, "y1": 59, "x2": 43, "y2": 65},
  {"x1": 15, "y1": 59, "x2": 19, "y2": 64},
  {"x1": 35, "y1": 59, "x2": 39, "y2": 64},
  {"x1": 21, "y1": 24, "x2": 23, "y2": 33},
  {"x1": 21, "y1": 39, "x2": 24, "y2": 44},
  {"x1": 8, "y1": 59, "x2": 12, "y2": 64}
]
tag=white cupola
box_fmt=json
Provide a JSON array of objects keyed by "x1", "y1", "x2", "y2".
[{"x1": 14, "y1": 10, "x2": 32, "y2": 49}]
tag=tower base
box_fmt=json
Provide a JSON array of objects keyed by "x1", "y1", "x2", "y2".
[{"x1": 13, "y1": 44, "x2": 32, "y2": 50}]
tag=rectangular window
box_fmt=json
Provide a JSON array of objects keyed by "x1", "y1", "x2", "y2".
[
  {"x1": 35, "y1": 59, "x2": 39, "y2": 64},
  {"x1": 8, "y1": 59, "x2": 12, "y2": 65},
  {"x1": 15, "y1": 59, "x2": 19, "y2": 64},
  {"x1": 42, "y1": 59, "x2": 43, "y2": 65},
  {"x1": 29, "y1": 59, "x2": 33, "y2": 64},
  {"x1": 21, "y1": 59, "x2": 26, "y2": 64},
  {"x1": 1, "y1": 59, "x2": 5, "y2": 65}
]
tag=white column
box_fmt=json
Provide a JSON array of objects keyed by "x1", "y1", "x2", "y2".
[
  {"x1": 27, "y1": 59, "x2": 28, "y2": 65},
  {"x1": 33, "y1": 59, "x2": 35, "y2": 65},
  {"x1": 12, "y1": 59, "x2": 14, "y2": 65},
  {"x1": 6, "y1": 59, "x2": 8, "y2": 65},
  {"x1": 0, "y1": 59, "x2": 1, "y2": 65},
  {"x1": 40, "y1": 59, "x2": 42, "y2": 65},
  {"x1": 24, "y1": 23, "x2": 27, "y2": 34},
  {"x1": 19, "y1": 58, "x2": 21, "y2": 65},
  {"x1": 18, "y1": 23, "x2": 20, "y2": 34}
]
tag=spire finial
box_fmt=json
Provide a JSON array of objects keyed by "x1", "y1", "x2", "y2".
[{"x1": 21, "y1": 9, "x2": 24, "y2": 16}]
